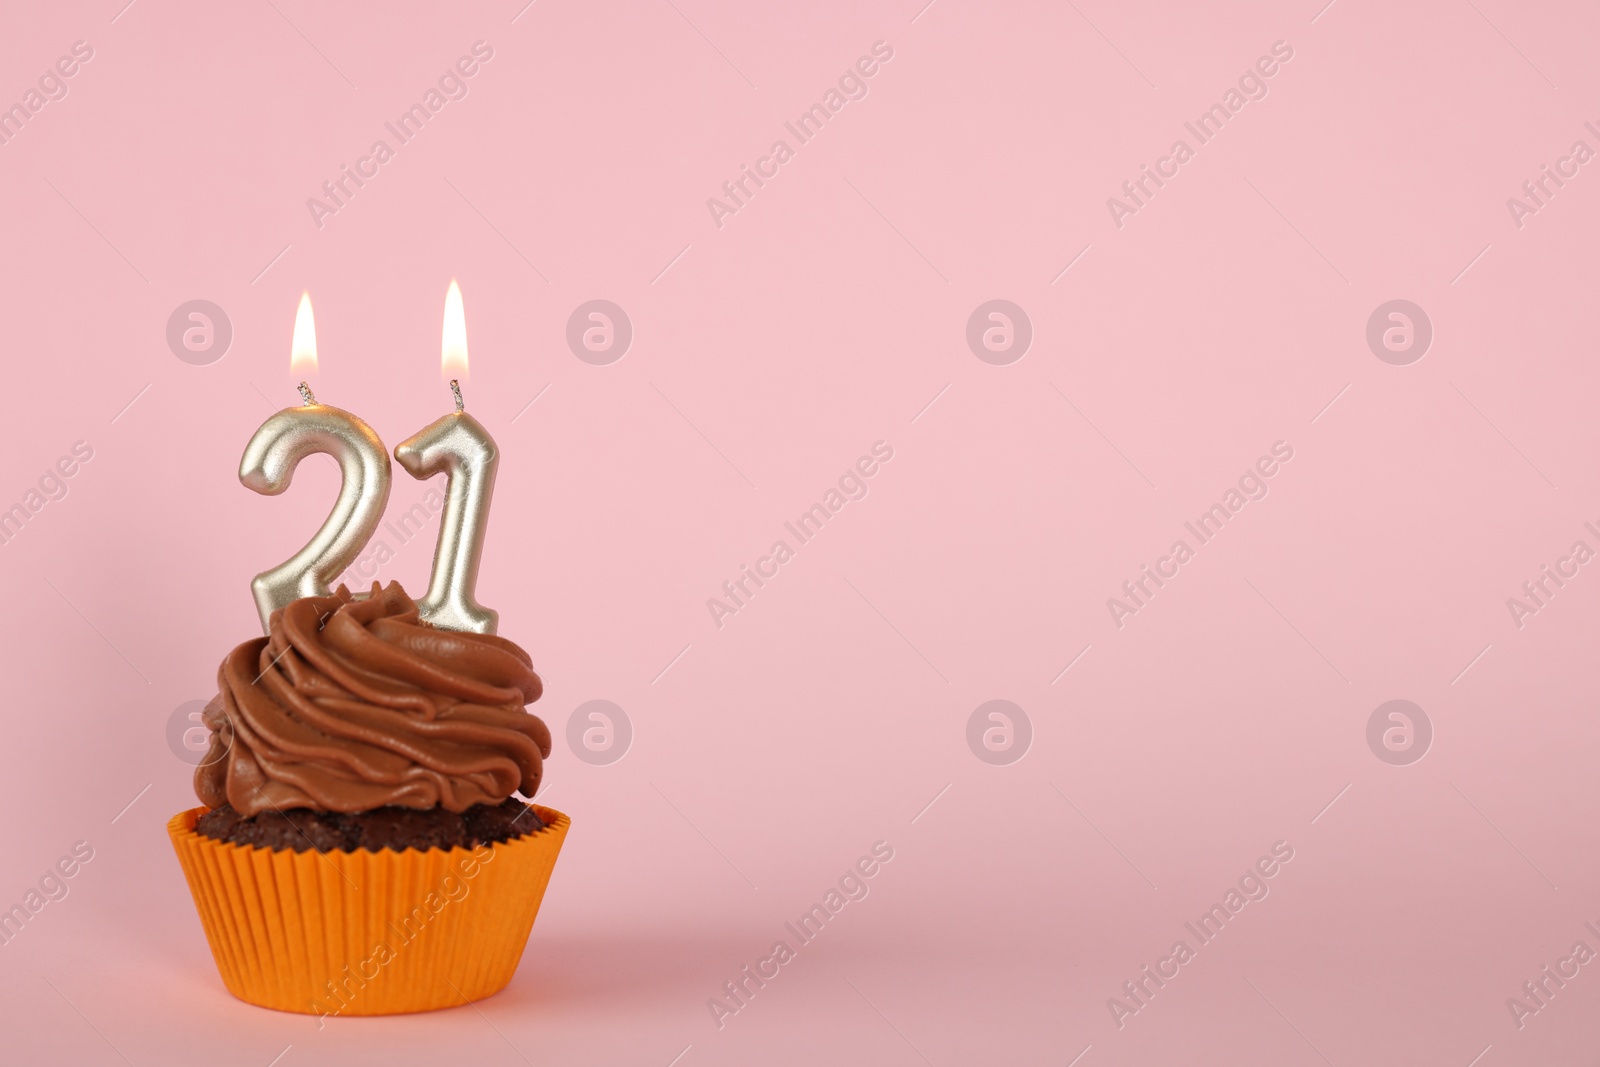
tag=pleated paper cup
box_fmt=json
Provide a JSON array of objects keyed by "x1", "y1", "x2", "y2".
[{"x1": 168, "y1": 804, "x2": 568, "y2": 1016}]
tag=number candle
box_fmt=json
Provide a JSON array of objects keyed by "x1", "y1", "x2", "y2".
[
  {"x1": 394, "y1": 280, "x2": 500, "y2": 634},
  {"x1": 239, "y1": 293, "x2": 392, "y2": 632}
]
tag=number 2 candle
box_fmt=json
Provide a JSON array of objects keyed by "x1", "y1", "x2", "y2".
[{"x1": 239, "y1": 293, "x2": 392, "y2": 632}]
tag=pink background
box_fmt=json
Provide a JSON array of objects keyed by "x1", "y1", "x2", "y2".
[{"x1": 2, "y1": 0, "x2": 1598, "y2": 1063}]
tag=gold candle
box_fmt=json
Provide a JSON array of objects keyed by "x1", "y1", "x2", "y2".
[
  {"x1": 239, "y1": 294, "x2": 392, "y2": 632},
  {"x1": 394, "y1": 281, "x2": 500, "y2": 633}
]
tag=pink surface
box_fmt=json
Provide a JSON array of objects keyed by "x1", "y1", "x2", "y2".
[{"x1": 2, "y1": 0, "x2": 1598, "y2": 1063}]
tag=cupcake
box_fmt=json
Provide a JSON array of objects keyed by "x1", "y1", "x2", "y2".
[{"x1": 168, "y1": 581, "x2": 568, "y2": 1016}]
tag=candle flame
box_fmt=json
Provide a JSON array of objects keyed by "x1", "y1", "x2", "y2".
[
  {"x1": 442, "y1": 279, "x2": 468, "y2": 382},
  {"x1": 290, "y1": 292, "x2": 318, "y2": 377}
]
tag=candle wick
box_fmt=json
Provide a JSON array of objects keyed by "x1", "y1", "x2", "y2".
[
  {"x1": 297, "y1": 381, "x2": 318, "y2": 407},
  {"x1": 449, "y1": 378, "x2": 465, "y2": 413}
]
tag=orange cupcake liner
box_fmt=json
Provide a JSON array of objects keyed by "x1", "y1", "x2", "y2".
[{"x1": 168, "y1": 804, "x2": 569, "y2": 1016}]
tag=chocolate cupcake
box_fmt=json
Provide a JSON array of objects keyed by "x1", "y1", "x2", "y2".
[{"x1": 168, "y1": 582, "x2": 569, "y2": 1016}]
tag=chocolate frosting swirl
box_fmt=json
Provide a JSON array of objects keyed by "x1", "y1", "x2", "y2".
[{"x1": 195, "y1": 582, "x2": 550, "y2": 818}]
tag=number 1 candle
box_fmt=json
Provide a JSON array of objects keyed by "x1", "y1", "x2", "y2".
[{"x1": 395, "y1": 280, "x2": 500, "y2": 634}]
